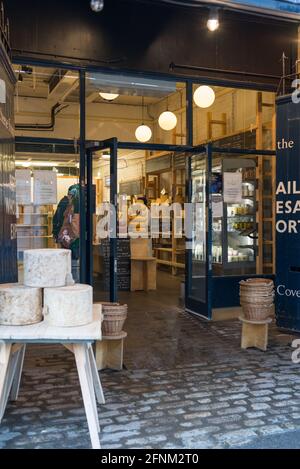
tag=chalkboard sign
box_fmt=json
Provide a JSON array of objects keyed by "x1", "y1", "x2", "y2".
[
  {"x1": 101, "y1": 238, "x2": 131, "y2": 291},
  {"x1": 146, "y1": 154, "x2": 171, "y2": 173},
  {"x1": 174, "y1": 152, "x2": 186, "y2": 169},
  {"x1": 119, "y1": 179, "x2": 143, "y2": 196},
  {"x1": 213, "y1": 130, "x2": 256, "y2": 152}
]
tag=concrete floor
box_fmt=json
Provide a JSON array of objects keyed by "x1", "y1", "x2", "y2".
[{"x1": 1, "y1": 270, "x2": 300, "y2": 449}]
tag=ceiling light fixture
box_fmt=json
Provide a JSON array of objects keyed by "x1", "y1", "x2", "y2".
[
  {"x1": 135, "y1": 124, "x2": 152, "y2": 143},
  {"x1": 158, "y1": 95, "x2": 177, "y2": 131},
  {"x1": 158, "y1": 111, "x2": 177, "y2": 131},
  {"x1": 99, "y1": 92, "x2": 119, "y2": 101},
  {"x1": 102, "y1": 152, "x2": 111, "y2": 160},
  {"x1": 193, "y1": 85, "x2": 215, "y2": 108},
  {"x1": 135, "y1": 96, "x2": 152, "y2": 143},
  {"x1": 207, "y1": 8, "x2": 219, "y2": 32},
  {"x1": 15, "y1": 161, "x2": 59, "y2": 167},
  {"x1": 90, "y1": 0, "x2": 104, "y2": 13}
]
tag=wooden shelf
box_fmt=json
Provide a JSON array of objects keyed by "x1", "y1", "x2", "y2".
[
  {"x1": 156, "y1": 259, "x2": 185, "y2": 268},
  {"x1": 16, "y1": 224, "x2": 49, "y2": 228}
]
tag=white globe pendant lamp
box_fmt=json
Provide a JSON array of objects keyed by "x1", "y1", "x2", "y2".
[
  {"x1": 135, "y1": 124, "x2": 152, "y2": 143},
  {"x1": 99, "y1": 92, "x2": 119, "y2": 101},
  {"x1": 158, "y1": 110, "x2": 177, "y2": 131},
  {"x1": 207, "y1": 8, "x2": 219, "y2": 32},
  {"x1": 193, "y1": 85, "x2": 215, "y2": 109},
  {"x1": 135, "y1": 96, "x2": 152, "y2": 143}
]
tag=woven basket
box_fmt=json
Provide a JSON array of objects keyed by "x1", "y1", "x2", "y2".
[
  {"x1": 240, "y1": 294, "x2": 274, "y2": 305},
  {"x1": 101, "y1": 302, "x2": 128, "y2": 336},
  {"x1": 242, "y1": 304, "x2": 273, "y2": 321},
  {"x1": 239, "y1": 278, "x2": 274, "y2": 321},
  {"x1": 240, "y1": 279, "x2": 273, "y2": 288}
]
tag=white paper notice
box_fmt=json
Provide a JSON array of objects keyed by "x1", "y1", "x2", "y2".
[
  {"x1": 0, "y1": 78, "x2": 6, "y2": 104},
  {"x1": 33, "y1": 170, "x2": 57, "y2": 205},
  {"x1": 212, "y1": 200, "x2": 223, "y2": 218},
  {"x1": 16, "y1": 169, "x2": 32, "y2": 205},
  {"x1": 224, "y1": 172, "x2": 242, "y2": 203}
]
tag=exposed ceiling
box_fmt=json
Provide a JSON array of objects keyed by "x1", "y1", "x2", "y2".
[{"x1": 14, "y1": 66, "x2": 184, "y2": 106}]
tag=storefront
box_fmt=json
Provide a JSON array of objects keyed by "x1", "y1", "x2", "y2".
[{"x1": 2, "y1": 0, "x2": 299, "y2": 320}]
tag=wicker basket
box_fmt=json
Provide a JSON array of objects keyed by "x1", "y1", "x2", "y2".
[
  {"x1": 239, "y1": 278, "x2": 274, "y2": 321},
  {"x1": 101, "y1": 302, "x2": 128, "y2": 336},
  {"x1": 242, "y1": 304, "x2": 274, "y2": 321}
]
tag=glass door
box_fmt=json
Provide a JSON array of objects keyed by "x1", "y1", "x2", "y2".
[
  {"x1": 86, "y1": 138, "x2": 118, "y2": 302},
  {"x1": 185, "y1": 146, "x2": 212, "y2": 319}
]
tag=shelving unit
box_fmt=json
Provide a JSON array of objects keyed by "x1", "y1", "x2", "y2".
[
  {"x1": 146, "y1": 152, "x2": 186, "y2": 275},
  {"x1": 256, "y1": 91, "x2": 276, "y2": 274},
  {"x1": 202, "y1": 157, "x2": 258, "y2": 276},
  {"x1": 16, "y1": 205, "x2": 55, "y2": 261}
]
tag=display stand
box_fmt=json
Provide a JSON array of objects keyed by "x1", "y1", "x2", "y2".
[
  {"x1": 0, "y1": 310, "x2": 104, "y2": 449},
  {"x1": 239, "y1": 316, "x2": 272, "y2": 351},
  {"x1": 130, "y1": 239, "x2": 157, "y2": 291},
  {"x1": 96, "y1": 331, "x2": 127, "y2": 371},
  {"x1": 131, "y1": 257, "x2": 157, "y2": 291}
]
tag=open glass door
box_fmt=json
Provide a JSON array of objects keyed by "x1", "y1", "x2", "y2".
[
  {"x1": 86, "y1": 138, "x2": 118, "y2": 302},
  {"x1": 185, "y1": 146, "x2": 212, "y2": 319}
]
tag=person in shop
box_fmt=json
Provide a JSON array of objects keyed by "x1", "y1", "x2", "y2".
[
  {"x1": 52, "y1": 184, "x2": 80, "y2": 282},
  {"x1": 128, "y1": 194, "x2": 149, "y2": 234}
]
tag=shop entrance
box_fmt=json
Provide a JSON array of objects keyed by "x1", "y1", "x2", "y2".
[
  {"x1": 12, "y1": 64, "x2": 277, "y2": 320},
  {"x1": 86, "y1": 141, "x2": 276, "y2": 320},
  {"x1": 86, "y1": 140, "x2": 203, "y2": 312}
]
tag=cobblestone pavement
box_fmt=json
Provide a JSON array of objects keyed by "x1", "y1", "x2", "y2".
[{"x1": 1, "y1": 306, "x2": 300, "y2": 449}]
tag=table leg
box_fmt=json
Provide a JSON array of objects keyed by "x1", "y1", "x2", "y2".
[
  {"x1": 84, "y1": 347, "x2": 100, "y2": 434},
  {"x1": 87, "y1": 344, "x2": 105, "y2": 404},
  {"x1": 73, "y1": 344, "x2": 101, "y2": 449},
  {"x1": 0, "y1": 344, "x2": 23, "y2": 422},
  {"x1": 10, "y1": 345, "x2": 26, "y2": 401},
  {"x1": 0, "y1": 343, "x2": 12, "y2": 422},
  {"x1": 143, "y1": 261, "x2": 149, "y2": 292}
]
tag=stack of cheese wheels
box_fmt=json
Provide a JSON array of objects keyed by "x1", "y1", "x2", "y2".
[
  {"x1": 0, "y1": 249, "x2": 93, "y2": 328},
  {"x1": 0, "y1": 284, "x2": 42, "y2": 325}
]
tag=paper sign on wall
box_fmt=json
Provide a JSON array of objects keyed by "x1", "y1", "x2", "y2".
[
  {"x1": 223, "y1": 172, "x2": 242, "y2": 203},
  {"x1": 33, "y1": 170, "x2": 57, "y2": 205},
  {"x1": 0, "y1": 79, "x2": 6, "y2": 104},
  {"x1": 16, "y1": 169, "x2": 31, "y2": 205},
  {"x1": 212, "y1": 200, "x2": 223, "y2": 218}
]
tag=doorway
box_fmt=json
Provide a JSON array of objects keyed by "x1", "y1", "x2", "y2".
[
  {"x1": 86, "y1": 141, "x2": 276, "y2": 320},
  {"x1": 86, "y1": 140, "x2": 201, "y2": 313}
]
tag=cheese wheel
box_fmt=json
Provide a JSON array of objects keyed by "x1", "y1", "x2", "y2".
[
  {"x1": 43, "y1": 284, "x2": 93, "y2": 327},
  {"x1": 24, "y1": 249, "x2": 72, "y2": 288},
  {"x1": 0, "y1": 283, "x2": 42, "y2": 325}
]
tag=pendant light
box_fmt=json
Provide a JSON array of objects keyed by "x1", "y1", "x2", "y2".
[
  {"x1": 135, "y1": 96, "x2": 152, "y2": 143},
  {"x1": 207, "y1": 8, "x2": 219, "y2": 32},
  {"x1": 99, "y1": 92, "x2": 119, "y2": 101},
  {"x1": 158, "y1": 96, "x2": 177, "y2": 131},
  {"x1": 90, "y1": 0, "x2": 104, "y2": 13},
  {"x1": 193, "y1": 85, "x2": 215, "y2": 108},
  {"x1": 102, "y1": 152, "x2": 110, "y2": 160}
]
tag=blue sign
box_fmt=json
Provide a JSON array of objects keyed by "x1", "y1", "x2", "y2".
[
  {"x1": 276, "y1": 95, "x2": 300, "y2": 331},
  {"x1": 202, "y1": 1, "x2": 300, "y2": 19},
  {"x1": 231, "y1": 0, "x2": 300, "y2": 15}
]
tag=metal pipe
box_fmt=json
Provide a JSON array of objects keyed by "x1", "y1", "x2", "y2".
[{"x1": 15, "y1": 103, "x2": 65, "y2": 131}]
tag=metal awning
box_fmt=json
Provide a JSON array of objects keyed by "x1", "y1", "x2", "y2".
[{"x1": 147, "y1": 0, "x2": 300, "y2": 20}]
